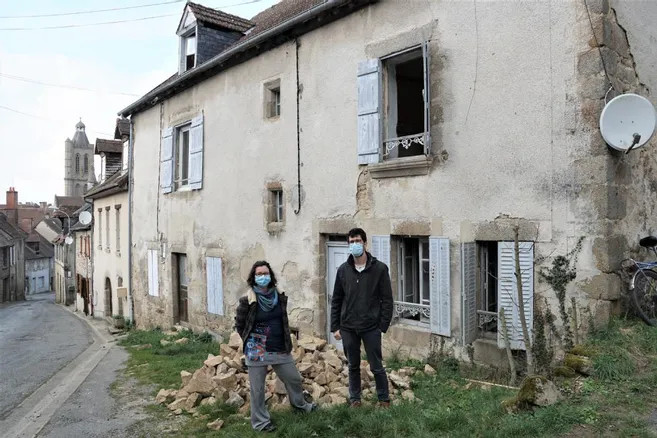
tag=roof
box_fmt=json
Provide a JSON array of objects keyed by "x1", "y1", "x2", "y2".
[
  {"x1": 186, "y1": 1, "x2": 254, "y2": 32},
  {"x1": 85, "y1": 169, "x2": 129, "y2": 199},
  {"x1": 120, "y1": 0, "x2": 375, "y2": 117},
  {"x1": 72, "y1": 122, "x2": 91, "y2": 148},
  {"x1": 115, "y1": 118, "x2": 130, "y2": 139},
  {"x1": 0, "y1": 213, "x2": 25, "y2": 240},
  {"x1": 54, "y1": 195, "x2": 84, "y2": 209},
  {"x1": 25, "y1": 235, "x2": 54, "y2": 260},
  {"x1": 40, "y1": 217, "x2": 63, "y2": 234},
  {"x1": 95, "y1": 138, "x2": 123, "y2": 154}
]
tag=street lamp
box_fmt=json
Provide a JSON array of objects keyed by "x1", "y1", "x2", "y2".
[{"x1": 52, "y1": 208, "x2": 73, "y2": 245}]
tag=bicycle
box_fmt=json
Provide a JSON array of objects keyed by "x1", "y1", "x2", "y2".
[{"x1": 623, "y1": 236, "x2": 657, "y2": 326}]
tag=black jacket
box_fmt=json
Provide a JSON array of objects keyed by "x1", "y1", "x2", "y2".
[
  {"x1": 330, "y1": 252, "x2": 394, "y2": 333},
  {"x1": 234, "y1": 291, "x2": 293, "y2": 354}
]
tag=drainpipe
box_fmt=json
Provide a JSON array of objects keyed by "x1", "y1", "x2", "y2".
[{"x1": 127, "y1": 118, "x2": 135, "y2": 323}]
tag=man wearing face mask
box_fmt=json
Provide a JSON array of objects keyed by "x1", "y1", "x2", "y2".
[{"x1": 330, "y1": 228, "x2": 394, "y2": 407}]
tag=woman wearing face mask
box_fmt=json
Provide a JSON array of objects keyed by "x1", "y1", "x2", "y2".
[{"x1": 234, "y1": 260, "x2": 317, "y2": 432}]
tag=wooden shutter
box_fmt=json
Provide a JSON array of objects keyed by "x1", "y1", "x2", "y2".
[
  {"x1": 189, "y1": 114, "x2": 204, "y2": 190},
  {"x1": 430, "y1": 237, "x2": 450, "y2": 336},
  {"x1": 160, "y1": 127, "x2": 174, "y2": 194},
  {"x1": 497, "y1": 241, "x2": 534, "y2": 350},
  {"x1": 422, "y1": 41, "x2": 431, "y2": 156},
  {"x1": 370, "y1": 235, "x2": 390, "y2": 268},
  {"x1": 461, "y1": 242, "x2": 477, "y2": 345},
  {"x1": 357, "y1": 59, "x2": 381, "y2": 165},
  {"x1": 148, "y1": 249, "x2": 159, "y2": 297},
  {"x1": 206, "y1": 256, "x2": 223, "y2": 315}
]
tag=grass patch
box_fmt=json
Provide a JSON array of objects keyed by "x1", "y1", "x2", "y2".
[{"x1": 118, "y1": 328, "x2": 219, "y2": 389}]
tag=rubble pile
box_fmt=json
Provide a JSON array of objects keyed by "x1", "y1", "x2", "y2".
[{"x1": 155, "y1": 332, "x2": 420, "y2": 417}]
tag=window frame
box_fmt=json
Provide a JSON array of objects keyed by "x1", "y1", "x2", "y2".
[
  {"x1": 180, "y1": 28, "x2": 197, "y2": 73},
  {"x1": 395, "y1": 236, "x2": 431, "y2": 325},
  {"x1": 264, "y1": 79, "x2": 281, "y2": 119},
  {"x1": 174, "y1": 123, "x2": 192, "y2": 190}
]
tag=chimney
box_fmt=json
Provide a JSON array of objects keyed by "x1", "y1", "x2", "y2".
[{"x1": 6, "y1": 187, "x2": 17, "y2": 209}]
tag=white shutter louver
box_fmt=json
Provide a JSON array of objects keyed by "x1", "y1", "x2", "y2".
[
  {"x1": 160, "y1": 127, "x2": 174, "y2": 194},
  {"x1": 422, "y1": 41, "x2": 431, "y2": 156},
  {"x1": 357, "y1": 59, "x2": 381, "y2": 165},
  {"x1": 206, "y1": 256, "x2": 223, "y2": 315},
  {"x1": 430, "y1": 237, "x2": 450, "y2": 336},
  {"x1": 148, "y1": 249, "x2": 159, "y2": 297},
  {"x1": 189, "y1": 114, "x2": 204, "y2": 190},
  {"x1": 370, "y1": 235, "x2": 390, "y2": 268},
  {"x1": 497, "y1": 241, "x2": 534, "y2": 350},
  {"x1": 461, "y1": 242, "x2": 477, "y2": 345}
]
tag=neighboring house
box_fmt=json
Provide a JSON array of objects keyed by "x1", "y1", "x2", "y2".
[
  {"x1": 64, "y1": 120, "x2": 95, "y2": 198},
  {"x1": 25, "y1": 234, "x2": 54, "y2": 295},
  {"x1": 119, "y1": 0, "x2": 657, "y2": 365},
  {"x1": 86, "y1": 130, "x2": 130, "y2": 320},
  {"x1": 0, "y1": 213, "x2": 25, "y2": 302},
  {"x1": 71, "y1": 203, "x2": 93, "y2": 315},
  {"x1": 0, "y1": 187, "x2": 51, "y2": 235}
]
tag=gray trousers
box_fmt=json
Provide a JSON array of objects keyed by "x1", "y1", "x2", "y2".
[{"x1": 248, "y1": 362, "x2": 313, "y2": 430}]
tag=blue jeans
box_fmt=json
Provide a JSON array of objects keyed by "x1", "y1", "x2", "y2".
[{"x1": 341, "y1": 328, "x2": 389, "y2": 402}]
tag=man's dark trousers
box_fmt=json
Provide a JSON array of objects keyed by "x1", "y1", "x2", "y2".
[{"x1": 341, "y1": 328, "x2": 389, "y2": 402}]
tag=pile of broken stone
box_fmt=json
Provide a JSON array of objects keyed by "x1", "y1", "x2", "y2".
[{"x1": 156, "y1": 331, "x2": 432, "y2": 422}]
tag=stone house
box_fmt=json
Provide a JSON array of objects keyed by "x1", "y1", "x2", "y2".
[
  {"x1": 119, "y1": 0, "x2": 657, "y2": 364},
  {"x1": 85, "y1": 132, "x2": 130, "y2": 320},
  {"x1": 71, "y1": 203, "x2": 93, "y2": 315},
  {"x1": 0, "y1": 213, "x2": 25, "y2": 302}
]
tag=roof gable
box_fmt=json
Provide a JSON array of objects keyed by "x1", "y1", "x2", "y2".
[{"x1": 180, "y1": 2, "x2": 254, "y2": 34}]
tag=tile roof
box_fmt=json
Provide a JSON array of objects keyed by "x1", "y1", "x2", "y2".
[
  {"x1": 85, "y1": 169, "x2": 128, "y2": 199},
  {"x1": 115, "y1": 118, "x2": 130, "y2": 139},
  {"x1": 55, "y1": 196, "x2": 84, "y2": 209},
  {"x1": 187, "y1": 1, "x2": 254, "y2": 32},
  {"x1": 243, "y1": 0, "x2": 326, "y2": 41},
  {"x1": 0, "y1": 212, "x2": 25, "y2": 240},
  {"x1": 95, "y1": 138, "x2": 123, "y2": 154},
  {"x1": 25, "y1": 235, "x2": 54, "y2": 260}
]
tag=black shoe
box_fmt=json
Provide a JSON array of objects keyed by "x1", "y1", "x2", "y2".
[{"x1": 262, "y1": 422, "x2": 277, "y2": 432}]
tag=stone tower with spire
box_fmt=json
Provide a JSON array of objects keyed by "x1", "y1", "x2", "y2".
[{"x1": 64, "y1": 120, "x2": 95, "y2": 197}]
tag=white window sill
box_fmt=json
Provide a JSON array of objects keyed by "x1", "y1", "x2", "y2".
[
  {"x1": 369, "y1": 155, "x2": 433, "y2": 179},
  {"x1": 395, "y1": 318, "x2": 432, "y2": 331}
]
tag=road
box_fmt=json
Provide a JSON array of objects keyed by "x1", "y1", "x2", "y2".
[{"x1": 0, "y1": 293, "x2": 152, "y2": 437}]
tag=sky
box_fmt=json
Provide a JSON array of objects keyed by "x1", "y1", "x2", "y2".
[{"x1": 0, "y1": 0, "x2": 279, "y2": 204}]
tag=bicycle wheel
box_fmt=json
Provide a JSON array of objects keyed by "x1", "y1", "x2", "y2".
[{"x1": 632, "y1": 269, "x2": 657, "y2": 326}]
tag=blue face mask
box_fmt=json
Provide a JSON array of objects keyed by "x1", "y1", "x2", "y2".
[
  {"x1": 255, "y1": 275, "x2": 271, "y2": 287},
  {"x1": 349, "y1": 242, "x2": 364, "y2": 257}
]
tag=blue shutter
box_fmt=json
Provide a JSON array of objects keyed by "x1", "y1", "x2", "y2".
[
  {"x1": 206, "y1": 256, "x2": 223, "y2": 315},
  {"x1": 430, "y1": 237, "x2": 450, "y2": 336},
  {"x1": 160, "y1": 128, "x2": 174, "y2": 194},
  {"x1": 357, "y1": 59, "x2": 381, "y2": 164},
  {"x1": 189, "y1": 114, "x2": 204, "y2": 190}
]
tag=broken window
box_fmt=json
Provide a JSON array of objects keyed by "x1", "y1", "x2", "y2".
[
  {"x1": 477, "y1": 241, "x2": 499, "y2": 338},
  {"x1": 174, "y1": 124, "x2": 191, "y2": 189},
  {"x1": 383, "y1": 47, "x2": 428, "y2": 160},
  {"x1": 394, "y1": 237, "x2": 430, "y2": 324}
]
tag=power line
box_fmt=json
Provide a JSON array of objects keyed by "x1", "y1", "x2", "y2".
[
  {"x1": 0, "y1": 73, "x2": 140, "y2": 97},
  {"x1": 0, "y1": 105, "x2": 113, "y2": 137},
  {"x1": 0, "y1": 0, "x2": 184, "y2": 19}
]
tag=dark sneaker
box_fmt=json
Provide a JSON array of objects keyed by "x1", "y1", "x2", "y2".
[
  {"x1": 262, "y1": 422, "x2": 277, "y2": 432},
  {"x1": 377, "y1": 401, "x2": 391, "y2": 408},
  {"x1": 349, "y1": 400, "x2": 362, "y2": 408}
]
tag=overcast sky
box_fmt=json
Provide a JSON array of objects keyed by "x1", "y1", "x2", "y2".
[{"x1": 0, "y1": 0, "x2": 279, "y2": 204}]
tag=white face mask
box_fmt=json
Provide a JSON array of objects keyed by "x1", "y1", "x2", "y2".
[{"x1": 349, "y1": 242, "x2": 364, "y2": 257}]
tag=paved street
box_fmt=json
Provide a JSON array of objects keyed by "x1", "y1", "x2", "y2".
[{"x1": 0, "y1": 293, "x2": 91, "y2": 420}]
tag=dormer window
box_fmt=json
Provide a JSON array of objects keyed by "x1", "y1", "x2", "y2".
[{"x1": 182, "y1": 32, "x2": 196, "y2": 72}]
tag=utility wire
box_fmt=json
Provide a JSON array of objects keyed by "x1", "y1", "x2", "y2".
[
  {"x1": 0, "y1": 0, "x2": 184, "y2": 19},
  {"x1": 0, "y1": 104, "x2": 113, "y2": 136},
  {"x1": 0, "y1": 73, "x2": 140, "y2": 97}
]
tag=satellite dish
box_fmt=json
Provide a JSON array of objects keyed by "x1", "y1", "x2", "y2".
[
  {"x1": 600, "y1": 93, "x2": 657, "y2": 153},
  {"x1": 79, "y1": 211, "x2": 92, "y2": 226},
  {"x1": 65, "y1": 235, "x2": 74, "y2": 245}
]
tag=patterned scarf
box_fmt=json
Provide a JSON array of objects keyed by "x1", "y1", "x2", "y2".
[{"x1": 253, "y1": 286, "x2": 279, "y2": 312}]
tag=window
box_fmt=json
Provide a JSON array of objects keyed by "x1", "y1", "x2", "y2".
[
  {"x1": 75, "y1": 153, "x2": 80, "y2": 174},
  {"x1": 369, "y1": 235, "x2": 450, "y2": 336},
  {"x1": 10, "y1": 246, "x2": 14, "y2": 265},
  {"x1": 357, "y1": 42, "x2": 431, "y2": 166},
  {"x1": 105, "y1": 208, "x2": 110, "y2": 251},
  {"x1": 84, "y1": 154, "x2": 89, "y2": 174},
  {"x1": 115, "y1": 206, "x2": 121, "y2": 255},
  {"x1": 174, "y1": 124, "x2": 191, "y2": 189},
  {"x1": 461, "y1": 241, "x2": 534, "y2": 350},
  {"x1": 181, "y1": 32, "x2": 196, "y2": 72},
  {"x1": 270, "y1": 189, "x2": 284, "y2": 222},
  {"x1": 147, "y1": 249, "x2": 159, "y2": 297},
  {"x1": 264, "y1": 80, "x2": 281, "y2": 119},
  {"x1": 97, "y1": 209, "x2": 103, "y2": 249},
  {"x1": 1, "y1": 247, "x2": 8, "y2": 267}
]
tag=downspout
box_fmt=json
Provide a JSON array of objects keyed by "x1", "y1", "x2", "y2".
[
  {"x1": 294, "y1": 37, "x2": 302, "y2": 215},
  {"x1": 128, "y1": 118, "x2": 135, "y2": 323}
]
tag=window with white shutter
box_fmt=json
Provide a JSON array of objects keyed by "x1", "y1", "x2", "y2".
[
  {"x1": 461, "y1": 242, "x2": 477, "y2": 345},
  {"x1": 160, "y1": 128, "x2": 174, "y2": 194},
  {"x1": 148, "y1": 249, "x2": 159, "y2": 297},
  {"x1": 370, "y1": 235, "x2": 390, "y2": 268},
  {"x1": 206, "y1": 257, "x2": 223, "y2": 315},
  {"x1": 497, "y1": 241, "x2": 534, "y2": 350},
  {"x1": 429, "y1": 237, "x2": 450, "y2": 336},
  {"x1": 188, "y1": 114, "x2": 204, "y2": 190},
  {"x1": 357, "y1": 59, "x2": 382, "y2": 165}
]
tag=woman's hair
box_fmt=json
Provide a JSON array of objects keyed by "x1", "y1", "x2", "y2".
[{"x1": 247, "y1": 260, "x2": 278, "y2": 288}]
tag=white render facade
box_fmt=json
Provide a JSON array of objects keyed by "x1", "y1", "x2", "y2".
[{"x1": 124, "y1": 0, "x2": 657, "y2": 363}]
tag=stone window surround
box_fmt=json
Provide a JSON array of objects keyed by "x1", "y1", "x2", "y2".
[
  {"x1": 263, "y1": 78, "x2": 281, "y2": 121},
  {"x1": 265, "y1": 181, "x2": 285, "y2": 234}
]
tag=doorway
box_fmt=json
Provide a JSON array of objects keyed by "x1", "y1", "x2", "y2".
[
  {"x1": 173, "y1": 253, "x2": 188, "y2": 323},
  {"x1": 326, "y1": 242, "x2": 349, "y2": 350}
]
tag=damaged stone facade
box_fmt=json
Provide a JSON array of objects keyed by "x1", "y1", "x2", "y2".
[{"x1": 127, "y1": 0, "x2": 657, "y2": 367}]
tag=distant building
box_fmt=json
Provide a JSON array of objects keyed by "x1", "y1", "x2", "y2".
[{"x1": 64, "y1": 120, "x2": 95, "y2": 197}]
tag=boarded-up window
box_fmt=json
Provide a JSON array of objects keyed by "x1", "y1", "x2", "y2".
[{"x1": 206, "y1": 256, "x2": 223, "y2": 315}]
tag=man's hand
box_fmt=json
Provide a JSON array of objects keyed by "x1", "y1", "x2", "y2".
[{"x1": 333, "y1": 330, "x2": 341, "y2": 340}]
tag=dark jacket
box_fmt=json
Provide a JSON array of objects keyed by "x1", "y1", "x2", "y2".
[
  {"x1": 330, "y1": 252, "x2": 394, "y2": 333},
  {"x1": 234, "y1": 290, "x2": 293, "y2": 354}
]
